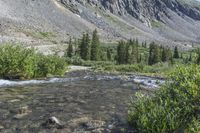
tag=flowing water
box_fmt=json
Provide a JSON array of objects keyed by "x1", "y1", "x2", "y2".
[{"x1": 0, "y1": 71, "x2": 164, "y2": 133}]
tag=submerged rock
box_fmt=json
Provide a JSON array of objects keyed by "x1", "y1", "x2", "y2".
[
  {"x1": 13, "y1": 106, "x2": 31, "y2": 119},
  {"x1": 84, "y1": 120, "x2": 106, "y2": 130}
]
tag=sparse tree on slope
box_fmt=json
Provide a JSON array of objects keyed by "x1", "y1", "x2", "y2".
[
  {"x1": 117, "y1": 40, "x2": 127, "y2": 64},
  {"x1": 173, "y1": 46, "x2": 179, "y2": 59},
  {"x1": 91, "y1": 29, "x2": 100, "y2": 61},
  {"x1": 79, "y1": 33, "x2": 91, "y2": 60},
  {"x1": 107, "y1": 48, "x2": 112, "y2": 61},
  {"x1": 67, "y1": 37, "x2": 73, "y2": 58}
]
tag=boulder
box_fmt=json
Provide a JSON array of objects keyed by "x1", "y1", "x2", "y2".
[{"x1": 42, "y1": 116, "x2": 65, "y2": 129}]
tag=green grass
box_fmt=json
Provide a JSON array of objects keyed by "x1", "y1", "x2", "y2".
[{"x1": 24, "y1": 30, "x2": 56, "y2": 39}]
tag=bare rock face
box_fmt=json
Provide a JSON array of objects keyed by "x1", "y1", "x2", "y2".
[
  {"x1": 57, "y1": 0, "x2": 200, "y2": 46},
  {"x1": 63, "y1": 0, "x2": 200, "y2": 24}
]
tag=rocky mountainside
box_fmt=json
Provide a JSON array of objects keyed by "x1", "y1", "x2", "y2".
[{"x1": 0, "y1": 0, "x2": 200, "y2": 51}]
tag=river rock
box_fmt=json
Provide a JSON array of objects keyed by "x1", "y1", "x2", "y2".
[
  {"x1": 42, "y1": 116, "x2": 65, "y2": 129},
  {"x1": 69, "y1": 117, "x2": 91, "y2": 128},
  {"x1": 0, "y1": 125, "x2": 4, "y2": 130},
  {"x1": 83, "y1": 120, "x2": 106, "y2": 130},
  {"x1": 9, "y1": 99, "x2": 20, "y2": 103},
  {"x1": 13, "y1": 106, "x2": 31, "y2": 119}
]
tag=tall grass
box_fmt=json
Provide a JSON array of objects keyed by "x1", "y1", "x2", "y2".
[{"x1": 128, "y1": 65, "x2": 200, "y2": 132}]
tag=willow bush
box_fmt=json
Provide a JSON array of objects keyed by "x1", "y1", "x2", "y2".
[
  {"x1": 128, "y1": 65, "x2": 200, "y2": 133},
  {"x1": 0, "y1": 44, "x2": 67, "y2": 79}
]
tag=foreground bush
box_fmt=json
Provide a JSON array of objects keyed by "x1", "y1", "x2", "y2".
[
  {"x1": 128, "y1": 65, "x2": 200, "y2": 133},
  {"x1": 0, "y1": 44, "x2": 67, "y2": 79}
]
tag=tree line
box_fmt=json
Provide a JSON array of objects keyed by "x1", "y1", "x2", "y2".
[
  {"x1": 66, "y1": 29, "x2": 102, "y2": 61},
  {"x1": 65, "y1": 29, "x2": 200, "y2": 65}
]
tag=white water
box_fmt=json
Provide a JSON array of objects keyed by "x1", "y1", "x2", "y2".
[
  {"x1": 0, "y1": 77, "x2": 80, "y2": 88},
  {"x1": 133, "y1": 76, "x2": 165, "y2": 88},
  {"x1": 0, "y1": 75, "x2": 164, "y2": 88}
]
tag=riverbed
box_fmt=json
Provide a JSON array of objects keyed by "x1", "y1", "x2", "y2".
[{"x1": 0, "y1": 70, "x2": 164, "y2": 133}]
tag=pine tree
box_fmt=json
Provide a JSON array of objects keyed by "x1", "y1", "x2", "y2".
[
  {"x1": 127, "y1": 39, "x2": 138, "y2": 64},
  {"x1": 126, "y1": 40, "x2": 133, "y2": 64},
  {"x1": 80, "y1": 33, "x2": 86, "y2": 59},
  {"x1": 189, "y1": 52, "x2": 192, "y2": 62},
  {"x1": 153, "y1": 45, "x2": 161, "y2": 63},
  {"x1": 99, "y1": 49, "x2": 107, "y2": 61},
  {"x1": 161, "y1": 48, "x2": 167, "y2": 62},
  {"x1": 197, "y1": 49, "x2": 200, "y2": 64},
  {"x1": 107, "y1": 48, "x2": 112, "y2": 61},
  {"x1": 161, "y1": 47, "x2": 172, "y2": 62},
  {"x1": 67, "y1": 37, "x2": 73, "y2": 58},
  {"x1": 170, "y1": 55, "x2": 174, "y2": 65},
  {"x1": 117, "y1": 41, "x2": 127, "y2": 64},
  {"x1": 144, "y1": 41, "x2": 147, "y2": 48},
  {"x1": 180, "y1": 53, "x2": 183, "y2": 59},
  {"x1": 74, "y1": 38, "x2": 79, "y2": 56},
  {"x1": 148, "y1": 42, "x2": 161, "y2": 65},
  {"x1": 148, "y1": 42, "x2": 155, "y2": 65},
  {"x1": 85, "y1": 33, "x2": 91, "y2": 60},
  {"x1": 91, "y1": 29, "x2": 100, "y2": 61},
  {"x1": 173, "y1": 46, "x2": 179, "y2": 59},
  {"x1": 80, "y1": 33, "x2": 90, "y2": 60},
  {"x1": 139, "y1": 54, "x2": 142, "y2": 63}
]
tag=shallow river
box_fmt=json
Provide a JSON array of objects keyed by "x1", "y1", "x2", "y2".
[{"x1": 0, "y1": 71, "x2": 164, "y2": 133}]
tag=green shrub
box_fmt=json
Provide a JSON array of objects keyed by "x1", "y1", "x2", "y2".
[
  {"x1": 128, "y1": 65, "x2": 200, "y2": 133},
  {"x1": 0, "y1": 44, "x2": 67, "y2": 79}
]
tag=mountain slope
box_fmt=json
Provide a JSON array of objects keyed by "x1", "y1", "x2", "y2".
[{"x1": 0, "y1": 0, "x2": 200, "y2": 50}]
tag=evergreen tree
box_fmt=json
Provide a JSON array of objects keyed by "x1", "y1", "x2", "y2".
[
  {"x1": 161, "y1": 48, "x2": 167, "y2": 62},
  {"x1": 189, "y1": 52, "x2": 192, "y2": 62},
  {"x1": 173, "y1": 46, "x2": 179, "y2": 59},
  {"x1": 91, "y1": 29, "x2": 100, "y2": 61},
  {"x1": 180, "y1": 53, "x2": 183, "y2": 59},
  {"x1": 148, "y1": 42, "x2": 161, "y2": 65},
  {"x1": 117, "y1": 41, "x2": 127, "y2": 64},
  {"x1": 153, "y1": 44, "x2": 161, "y2": 63},
  {"x1": 127, "y1": 39, "x2": 138, "y2": 64},
  {"x1": 139, "y1": 54, "x2": 142, "y2": 63},
  {"x1": 67, "y1": 37, "x2": 73, "y2": 58},
  {"x1": 107, "y1": 48, "x2": 112, "y2": 61},
  {"x1": 74, "y1": 38, "x2": 79, "y2": 56},
  {"x1": 197, "y1": 49, "x2": 200, "y2": 64},
  {"x1": 161, "y1": 47, "x2": 172, "y2": 62},
  {"x1": 148, "y1": 42, "x2": 155, "y2": 65},
  {"x1": 85, "y1": 33, "x2": 91, "y2": 60},
  {"x1": 80, "y1": 33, "x2": 86, "y2": 59},
  {"x1": 80, "y1": 33, "x2": 90, "y2": 60},
  {"x1": 144, "y1": 41, "x2": 147, "y2": 48},
  {"x1": 170, "y1": 54, "x2": 174, "y2": 65},
  {"x1": 99, "y1": 49, "x2": 107, "y2": 61}
]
